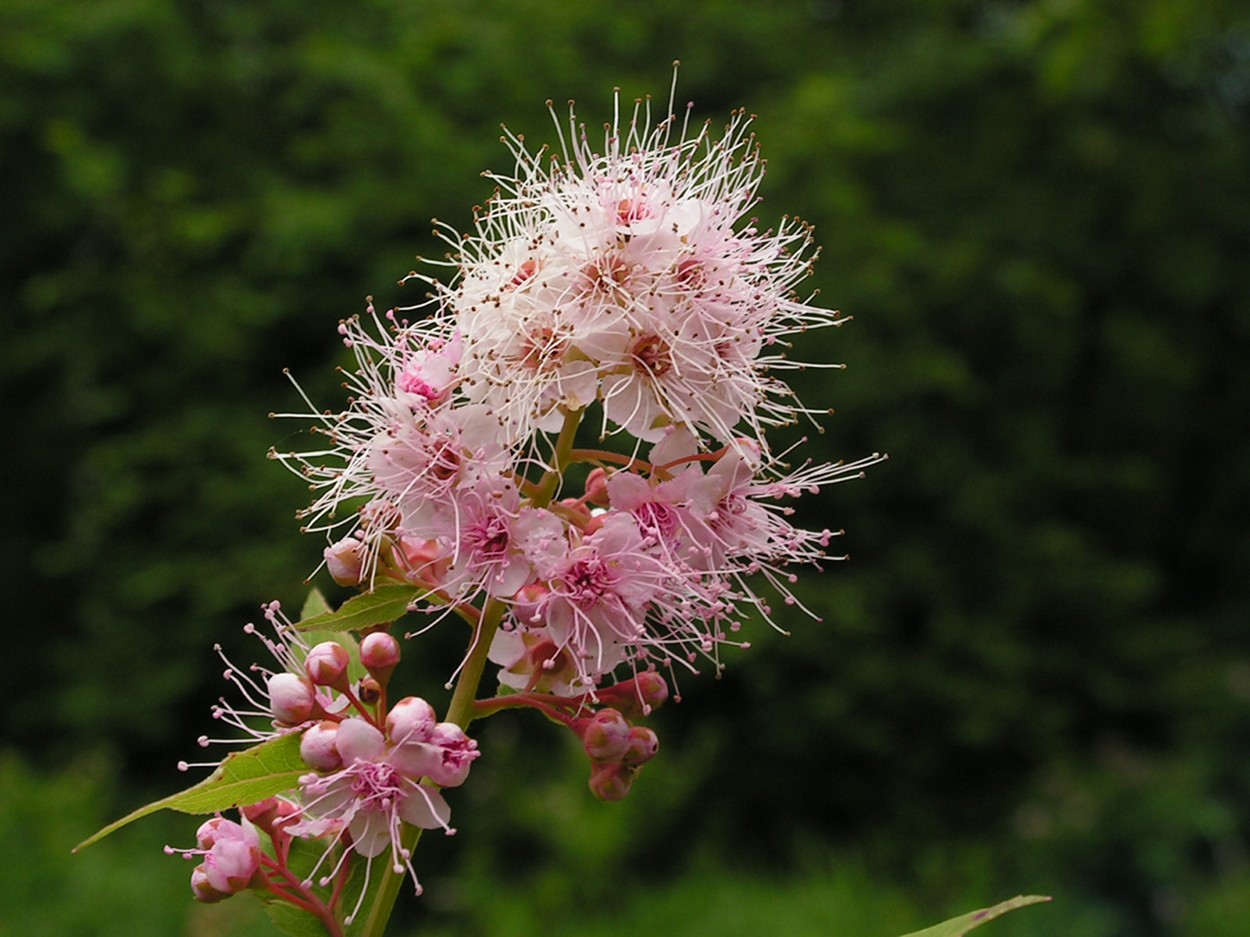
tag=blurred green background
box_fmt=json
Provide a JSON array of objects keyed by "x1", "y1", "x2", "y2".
[{"x1": 3, "y1": 0, "x2": 1249, "y2": 934}]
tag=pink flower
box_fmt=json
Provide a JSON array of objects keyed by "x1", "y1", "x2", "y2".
[{"x1": 283, "y1": 703, "x2": 480, "y2": 918}]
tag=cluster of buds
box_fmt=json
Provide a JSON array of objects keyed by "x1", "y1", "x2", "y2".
[
  {"x1": 190, "y1": 603, "x2": 479, "y2": 921},
  {"x1": 573, "y1": 708, "x2": 660, "y2": 801},
  {"x1": 166, "y1": 817, "x2": 262, "y2": 903}
]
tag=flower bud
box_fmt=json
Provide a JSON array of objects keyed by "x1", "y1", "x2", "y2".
[
  {"x1": 425, "y1": 722, "x2": 480, "y2": 788},
  {"x1": 579, "y1": 708, "x2": 631, "y2": 763},
  {"x1": 299, "y1": 720, "x2": 342, "y2": 771},
  {"x1": 598, "y1": 671, "x2": 669, "y2": 717},
  {"x1": 511, "y1": 583, "x2": 549, "y2": 625},
  {"x1": 202, "y1": 836, "x2": 261, "y2": 894},
  {"x1": 357, "y1": 675, "x2": 382, "y2": 704},
  {"x1": 324, "y1": 536, "x2": 365, "y2": 586},
  {"x1": 267, "y1": 672, "x2": 316, "y2": 725},
  {"x1": 304, "y1": 641, "x2": 351, "y2": 688},
  {"x1": 240, "y1": 797, "x2": 299, "y2": 840},
  {"x1": 360, "y1": 631, "x2": 401, "y2": 680},
  {"x1": 386, "y1": 696, "x2": 437, "y2": 745},
  {"x1": 635, "y1": 670, "x2": 669, "y2": 713},
  {"x1": 584, "y1": 466, "x2": 610, "y2": 506},
  {"x1": 195, "y1": 816, "x2": 229, "y2": 850},
  {"x1": 622, "y1": 726, "x2": 659, "y2": 767},
  {"x1": 588, "y1": 761, "x2": 634, "y2": 801},
  {"x1": 191, "y1": 864, "x2": 226, "y2": 903}
]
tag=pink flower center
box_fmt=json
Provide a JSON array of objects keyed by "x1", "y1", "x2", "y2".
[
  {"x1": 349, "y1": 761, "x2": 408, "y2": 813},
  {"x1": 634, "y1": 501, "x2": 679, "y2": 539},
  {"x1": 466, "y1": 513, "x2": 511, "y2": 561},
  {"x1": 561, "y1": 557, "x2": 617, "y2": 607},
  {"x1": 631, "y1": 334, "x2": 672, "y2": 376}
]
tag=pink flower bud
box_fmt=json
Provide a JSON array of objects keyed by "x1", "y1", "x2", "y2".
[
  {"x1": 190, "y1": 864, "x2": 226, "y2": 903},
  {"x1": 240, "y1": 798, "x2": 280, "y2": 827},
  {"x1": 584, "y1": 466, "x2": 611, "y2": 505},
  {"x1": 202, "y1": 835, "x2": 261, "y2": 894},
  {"x1": 386, "y1": 696, "x2": 436, "y2": 744},
  {"x1": 588, "y1": 761, "x2": 634, "y2": 801},
  {"x1": 622, "y1": 726, "x2": 659, "y2": 767},
  {"x1": 579, "y1": 708, "x2": 631, "y2": 763},
  {"x1": 187, "y1": 818, "x2": 261, "y2": 897},
  {"x1": 299, "y1": 720, "x2": 342, "y2": 771},
  {"x1": 195, "y1": 816, "x2": 229, "y2": 850},
  {"x1": 598, "y1": 671, "x2": 669, "y2": 717},
  {"x1": 637, "y1": 671, "x2": 669, "y2": 709},
  {"x1": 324, "y1": 536, "x2": 365, "y2": 586},
  {"x1": 400, "y1": 536, "x2": 450, "y2": 585},
  {"x1": 304, "y1": 641, "x2": 350, "y2": 688},
  {"x1": 240, "y1": 797, "x2": 301, "y2": 837},
  {"x1": 425, "y1": 722, "x2": 481, "y2": 788},
  {"x1": 267, "y1": 672, "x2": 316, "y2": 725},
  {"x1": 360, "y1": 631, "x2": 401, "y2": 677},
  {"x1": 512, "y1": 583, "x2": 549, "y2": 625}
]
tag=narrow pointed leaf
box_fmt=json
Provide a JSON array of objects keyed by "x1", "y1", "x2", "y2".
[
  {"x1": 74, "y1": 733, "x2": 307, "y2": 851},
  {"x1": 300, "y1": 587, "x2": 333, "y2": 621},
  {"x1": 900, "y1": 896, "x2": 1051, "y2": 937},
  {"x1": 296, "y1": 584, "x2": 422, "y2": 633}
]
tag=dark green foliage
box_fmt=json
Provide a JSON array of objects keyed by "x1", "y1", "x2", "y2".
[{"x1": 4, "y1": 1, "x2": 1249, "y2": 934}]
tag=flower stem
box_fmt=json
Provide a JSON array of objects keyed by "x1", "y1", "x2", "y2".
[
  {"x1": 350, "y1": 825, "x2": 423, "y2": 937},
  {"x1": 532, "y1": 407, "x2": 584, "y2": 508},
  {"x1": 351, "y1": 597, "x2": 504, "y2": 937}
]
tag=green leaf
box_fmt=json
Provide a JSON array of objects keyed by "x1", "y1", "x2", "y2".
[
  {"x1": 300, "y1": 587, "x2": 333, "y2": 621},
  {"x1": 265, "y1": 900, "x2": 332, "y2": 937},
  {"x1": 900, "y1": 896, "x2": 1051, "y2": 937},
  {"x1": 296, "y1": 584, "x2": 422, "y2": 633},
  {"x1": 74, "y1": 733, "x2": 307, "y2": 852}
]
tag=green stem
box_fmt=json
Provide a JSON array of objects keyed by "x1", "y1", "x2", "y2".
[
  {"x1": 532, "y1": 407, "x2": 584, "y2": 508},
  {"x1": 351, "y1": 598, "x2": 504, "y2": 937},
  {"x1": 350, "y1": 825, "x2": 423, "y2": 937},
  {"x1": 349, "y1": 409, "x2": 583, "y2": 937}
]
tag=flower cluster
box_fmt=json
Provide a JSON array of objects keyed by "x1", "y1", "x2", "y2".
[
  {"x1": 139, "y1": 80, "x2": 881, "y2": 935},
  {"x1": 275, "y1": 90, "x2": 884, "y2": 695},
  {"x1": 183, "y1": 602, "x2": 479, "y2": 922}
]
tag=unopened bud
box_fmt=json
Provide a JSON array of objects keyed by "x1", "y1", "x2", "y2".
[
  {"x1": 588, "y1": 761, "x2": 634, "y2": 801},
  {"x1": 195, "y1": 817, "x2": 229, "y2": 850},
  {"x1": 202, "y1": 836, "x2": 261, "y2": 894},
  {"x1": 584, "y1": 467, "x2": 610, "y2": 505},
  {"x1": 357, "y1": 675, "x2": 382, "y2": 704},
  {"x1": 579, "y1": 708, "x2": 631, "y2": 763},
  {"x1": 191, "y1": 864, "x2": 226, "y2": 903},
  {"x1": 300, "y1": 720, "x2": 342, "y2": 771},
  {"x1": 360, "y1": 631, "x2": 401, "y2": 680},
  {"x1": 512, "y1": 583, "x2": 549, "y2": 625},
  {"x1": 324, "y1": 537, "x2": 365, "y2": 586},
  {"x1": 241, "y1": 798, "x2": 278, "y2": 828},
  {"x1": 622, "y1": 726, "x2": 659, "y2": 767},
  {"x1": 304, "y1": 641, "x2": 351, "y2": 688},
  {"x1": 268, "y1": 672, "x2": 316, "y2": 725},
  {"x1": 635, "y1": 670, "x2": 669, "y2": 713},
  {"x1": 598, "y1": 671, "x2": 669, "y2": 718},
  {"x1": 386, "y1": 696, "x2": 437, "y2": 745}
]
